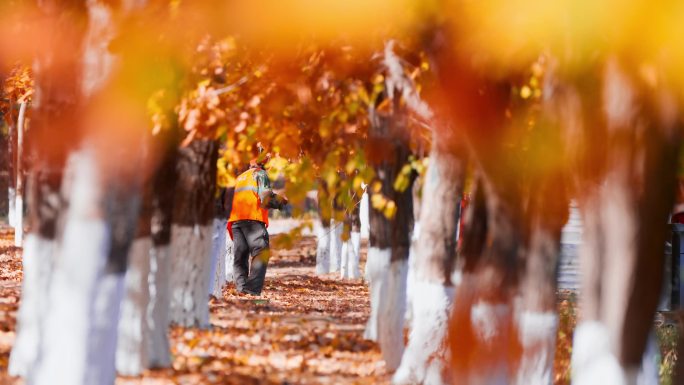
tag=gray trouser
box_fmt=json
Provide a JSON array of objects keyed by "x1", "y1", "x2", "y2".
[{"x1": 231, "y1": 220, "x2": 270, "y2": 294}]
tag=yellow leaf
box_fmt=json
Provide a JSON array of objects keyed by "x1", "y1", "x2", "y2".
[{"x1": 383, "y1": 200, "x2": 397, "y2": 219}]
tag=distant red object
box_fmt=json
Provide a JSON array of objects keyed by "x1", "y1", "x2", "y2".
[{"x1": 672, "y1": 212, "x2": 684, "y2": 224}]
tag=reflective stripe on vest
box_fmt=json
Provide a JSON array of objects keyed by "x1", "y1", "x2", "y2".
[{"x1": 228, "y1": 168, "x2": 269, "y2": 226}]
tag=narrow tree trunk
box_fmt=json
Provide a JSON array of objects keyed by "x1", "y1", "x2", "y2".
[
  {"x1": 514, "y1": 175, "x2": 568, "y2": 385},
  {"x1": 7, "y1": 114, "x2": 16, "y2": 227},
  {"x1": 14, "y1": 101, "x2": 27, "y2": 247},
  {"x1": 394, "y1": 139, "x2": 463, "y2": 385},
  {"x1": 169, "y1": 138, "x2": 218, "y2": 328},
  {"x1": 209, "y1": 217, "x2": 227, "y2": 298},
  {"x1": 340, "y1": 203, "x2": 362, "y2": 279},
  {"x1": 315, "y1": 185, "x2": 331, "y2": 275},
  {"x1": 147, "y1": 131, "x2": 178, "y2": 368},
  {"x1": 225, "y1": 231, "x2": 235, "y2": 282},
  {"x1": 116, "y1": 176, "x2": 154, "y2": 376},
  {"x1": 329, "y1": 218, "x2": 344, "y2": 272},
  {"x1": 365, "y1": 101, "x2": 414, "y2": 372},
  {"x1": 405, "y1": 174, "x2": 423, "y2": 329}
]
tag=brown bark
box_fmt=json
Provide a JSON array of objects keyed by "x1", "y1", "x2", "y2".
[
  {"x1": 172, "y1": 138, "x2": 218, "y2": 227},
  {"x1": 26, "y1": 1, "x2": 87, "y2": 240},
  {"x1": 151, "y1": 130, "x2": 179, "y2": 246},
  {"x1": 367, "y1": 100, "x2": 414, "y2": 262}
]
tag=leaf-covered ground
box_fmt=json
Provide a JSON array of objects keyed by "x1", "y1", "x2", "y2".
[
  {"x1": 0, "y1": 225, "x2": 678, "y2": 384},
  {"x1": 0, "y1": 229, "x2": 389, "y2": 384}
]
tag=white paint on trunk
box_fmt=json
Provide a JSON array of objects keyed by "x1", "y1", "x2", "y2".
[
  {"x1": 340, "y1": 232, "x2": 361, "y2": 279},
  {"x1": 378, "y1": 259, "x2": 408, "y2": 371},
  {"x1": 329, "y1": 220, "x2": 343, "y2": 273},
  {"x1": 404, "y1": 222, "x2": 421, "y2": 327},
  {"x1": 8, "y1": 187, "x2": 16, "y2": 227},
  {"x1": 209, "y1": 218, "x2": 227, "y2": 298},
  {"x1": 32, "y1": 148, "x2": 124, "y2": 385},
  {"x1": 14, "y1": 195, "x2": 23, "y2": 247},
  {"x1": 470, "y1": 301, "x2": 510, "y2": 343},
  {"x1": 225, "y1": 235, "x2": 235, "y2": 282},
  {"x1": 87, "y1": 273, "x2": 125, "y2": 385},
  {"x1": 363, "y1": 247, "x2": 390, "y2": 342},
  {"x1": 147, "y1": 244, "x2": 172, "y2": 368},
  {"x1": 116, "y1": 237, "x2": 152, "y2": 376},
  {"x1": 360, "y1": 191, "x2": 369, "y2": 239},
  {"x1": 340, "y1": 240, "x2": 349, "y2": 278},
  {"x1": 9, "y1": 235, "x2": 54, "y2": 377},
  {"x1": 572, "y1": 321, "x2": 628, "y2": 385},
  {"x1": 169, "y1": 224, "x2": 212, "y2": 328},
  {"x1": 514, "y1": 311, "x2": 558, "y2": 385},
  {"x1": 393, "y1": 280, "x2": 455, "y2": 385},
  {"x1": 14, "y1": 101, "x2": 26, "y2": 247},
  {"x1": 315, "y1": 223, "x2": 330, "y2": 275}
]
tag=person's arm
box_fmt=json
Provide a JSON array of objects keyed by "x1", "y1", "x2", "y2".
[{"x1": 256, "y1": 169, "x2": 288, "y2": 210}]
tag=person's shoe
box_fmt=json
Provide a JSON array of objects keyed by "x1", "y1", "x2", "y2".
[{"x1": 238, "y1": 288, "x2": 260, "y2": 296}]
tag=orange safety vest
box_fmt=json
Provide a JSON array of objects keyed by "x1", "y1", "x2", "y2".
[{"x1": 228, "y1": 168, "x2": 269, "y2": 231}]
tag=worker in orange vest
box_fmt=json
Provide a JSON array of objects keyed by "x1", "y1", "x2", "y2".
[{"x1": 228, "y1": 146, "x2": 288, "y2": 296}]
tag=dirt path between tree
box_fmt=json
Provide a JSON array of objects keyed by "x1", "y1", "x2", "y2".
[{"x1": 0, "y1": 229, "x2": 389, "y2": 385}]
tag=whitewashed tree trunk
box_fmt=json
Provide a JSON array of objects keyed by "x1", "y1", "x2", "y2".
[
  {"x1": 363, "y1": 247, "x2": 390, "y2": 342},
  {"x1": 225, "y1": 235, "x2": 234, "y2": 282},
  {"x1": 32, "y1": 149, "x2": 126, "y2": 385},
  {"x1": 209, "y1": 218, "x2": 227, "y2": 298},
  {"x1": 378, "y1": 259, "x2": 408, "y2": 371},
  {"x1": 360, "y1": 191, "x2": 370, "y2": 239},
  {"x1": 8, "y1": 187, "x2": 16, "y2": 227},
  {"x1": 14, "y1": 101, "x2": 27, "y2": 247},
  {"x1": 394, "y1": 142, "x2": 462, "y2": 385},
  {"x1": 569, "y1": 59, "x2": 681, "y2": 385},
  {"x1": 394, "y1": 280, "x2": 456, "y2": 384},
  {"x1": 329, "y1": 219, "x2": 343, "y2": 273},
  {"x1": 340, "y1": 231, "x2": 361, "y2": 279},
  {"x1": 116, "y1": 237, "x2": 152, "y2": 376},
  {"x1": 8, "y1": 235, "x2": 54, "y2": 377},
  {"x1": 404, "y1": 221, "x2": 420, "y2": 328},
  {"x1": 147, "y1": 244, "x2": 172, "y2": 368},
  {"x1": 169, "y1": 224, "x2": 213, "y2": 328},
  {"x1": 315, "y1": 220, "x2": 330, "y2": 275},
  {"x1": 515, "y1": 311, "x2": 558, "y2": 385}
]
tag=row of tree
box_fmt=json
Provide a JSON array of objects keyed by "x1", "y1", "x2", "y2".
[{"x1": 2, "y1": 0, "x2": 684, "y2": 384}]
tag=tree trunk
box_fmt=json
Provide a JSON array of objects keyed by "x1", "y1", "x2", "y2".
[
  {"x1": 147, "y1": 131, "x2": 178, "y2": 368},
  {"x1": 404, "y1": 174, "x2": 423, "y2": 329},
  {"x1": 340, "y1": 203, "x2": 362, "y2": 279},
  {"x1": 329, "y1": 218, "x2": 344, "y2": 272},
  {"x1": 169, "y1": 138, "x2": 218, "y2": 328},
  {"x1": 514, "y1": 174, "x2": 568, "y2": 385},
  {"x1": 14, "y1": 101, "x2": 27, "y2": 247},
  {"x1": 7, "y1": 111, "x2": 16, "y2": 227},
  {"x1": 572, "y1": 59, "x2": 681, "y2": 385},
  {"x1": 34, "y1": 146, "x2": 140, "y2": 385},
  {"x1": 364, "y1": 101, "x2": 414, "y2": 372},
  {"x1": 394, "y1": 137, "x2": 464, "y2": 385},
  {"x1": 315, "y1": 184, "x2": 331, "y2": 275},
  {"x1": 30, "y1": 2, "x2": 148, "y2": 384},
  {"x1": 116, "y1": 172, "x2": 154, "y2": 376},
  {"x1": 209, "y1": 217, "x2": 227, "y2": 298},
  {"x1": 9, "y1": 0, "x2": 87, "y2": 378}
]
